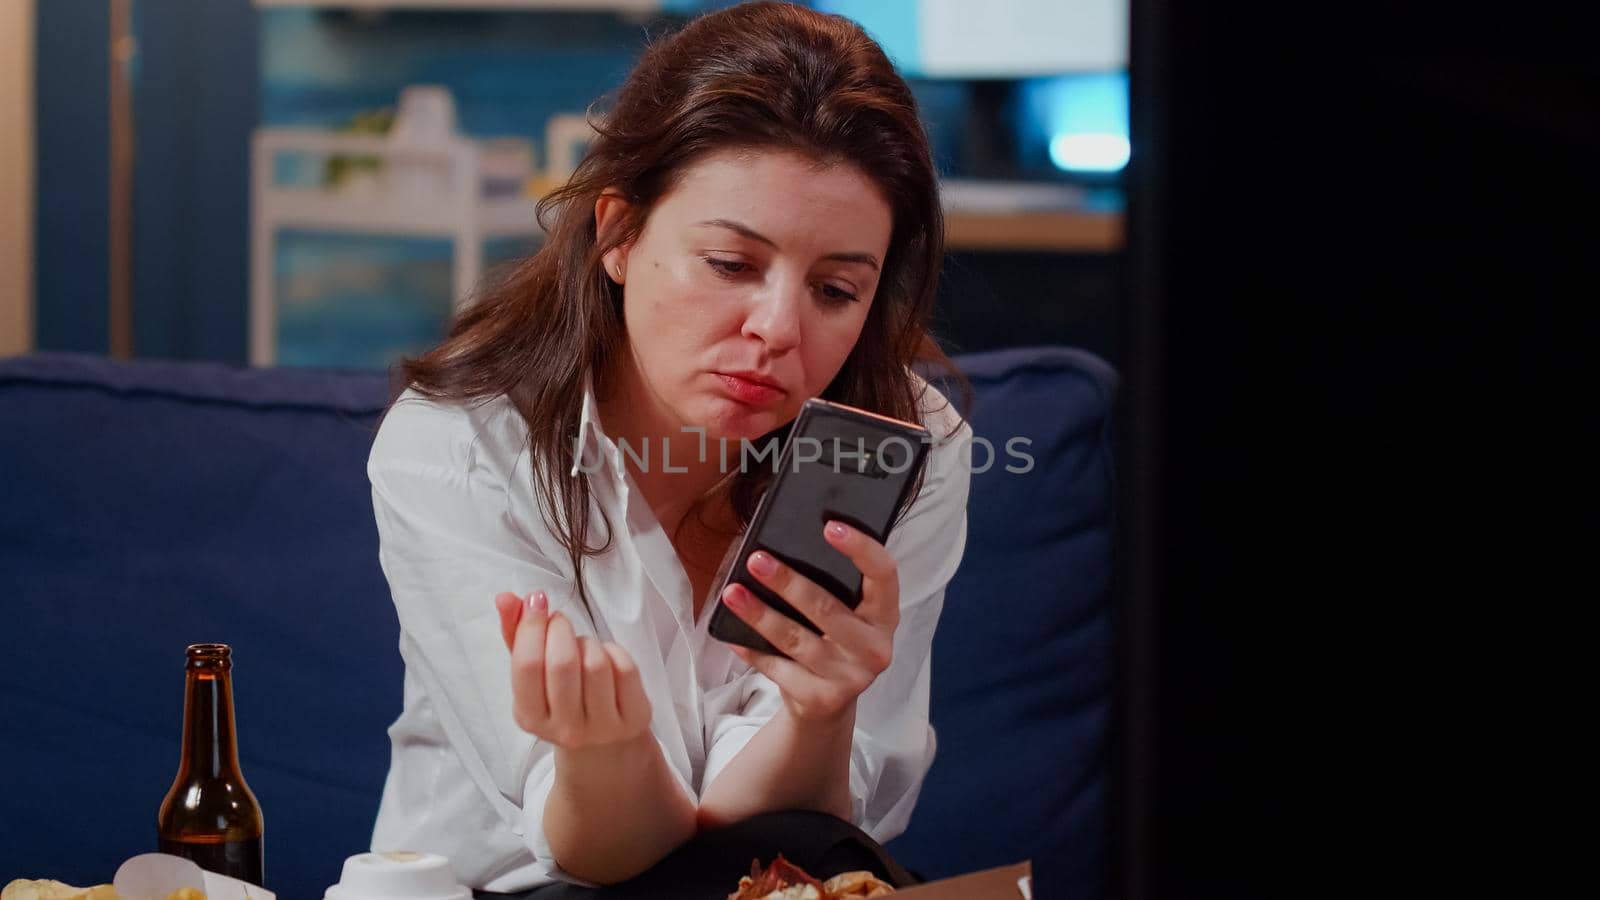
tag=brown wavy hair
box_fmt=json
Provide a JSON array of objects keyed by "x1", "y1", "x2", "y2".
[{"x1": 390, "y1": 0, "x2": 968, "y2": 610}]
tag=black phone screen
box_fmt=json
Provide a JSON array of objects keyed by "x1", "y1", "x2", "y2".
[{"x1": 706, "y1": 397, "x2": 931, "y2": 656}]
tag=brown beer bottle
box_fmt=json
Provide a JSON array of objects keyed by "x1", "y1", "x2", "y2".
[{"x1": 157, "y1": 643, "x2": 265, "y2": 887}]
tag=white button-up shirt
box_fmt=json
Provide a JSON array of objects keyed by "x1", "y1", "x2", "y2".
[{"x1": 366, "y1": 371, "x2": 972, "y2": 891}]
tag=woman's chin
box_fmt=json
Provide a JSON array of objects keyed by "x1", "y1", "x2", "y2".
[{"x1": 699, "y1": 397, "x2": 791, "y2": 442}]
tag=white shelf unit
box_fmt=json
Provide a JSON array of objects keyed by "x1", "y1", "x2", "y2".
[
  {"x1": 249, "y1": 127, "x2": 1115, "y2": 366},
  {"x1": 250, "y1": 127, "x2": 546, "y2": 366}
]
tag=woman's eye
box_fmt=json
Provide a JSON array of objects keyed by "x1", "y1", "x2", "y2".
[
  {"x1": 820, "y1": 283, "x2": 859, "y2": 304},
  {"x1": 704, "y1": 257, "x2": 751, "y2": 278},
  {"x1": 703, "y1": 256, "x2": 858, "y2": 305}
]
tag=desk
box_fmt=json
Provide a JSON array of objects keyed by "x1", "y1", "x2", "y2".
[
  {"x1": 940, "y1": 178, "x2": 1124, "y2": 253},
  {"x1": 946, "y1": 208, "x2": 1124, "y2": 253}
]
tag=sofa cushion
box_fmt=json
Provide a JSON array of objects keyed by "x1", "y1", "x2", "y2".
[
  {"x1": 890, "y1": 347, "x2": 1117, "y2": 897},
  {"x1": 0, "y1": 348, "x2": 1115, "y2": 900},
  {"x1": 0, "y1": 353, "x2": 398, "y2": 900}
]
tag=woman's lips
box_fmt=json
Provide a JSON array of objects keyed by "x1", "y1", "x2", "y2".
[{"x1": 714, "y1": 372, "x2": 784, "y2": 405}]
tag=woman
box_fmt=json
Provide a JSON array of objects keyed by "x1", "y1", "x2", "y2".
[{"x1": 367, "y1": 2, "x2": 973, "y2": 896}]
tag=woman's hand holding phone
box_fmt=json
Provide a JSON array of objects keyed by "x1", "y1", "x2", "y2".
[
  {"x1": 492, "y1": 591, "x2": 654, "y2": 749},
  {"x1": 719, "y1": 519, "x2": 899, "y2": 724}
]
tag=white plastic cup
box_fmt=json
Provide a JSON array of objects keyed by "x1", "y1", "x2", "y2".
[{"x1": 323, "y1": 851, "x2": 471, "y2": 900}]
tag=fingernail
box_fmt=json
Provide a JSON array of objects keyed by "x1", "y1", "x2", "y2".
[
  {"x1": 528, "y1": 591, "x2": 547, "y2": 614},
  {"x1": 825, "y1": 520, "x2": 849, "y2": 541},
  {"x1": 723, "y1": 585, "x2": 747, "y2": 610},
  {"x1": 747, "y1": 551, "x2": 777, "y2": 577}
]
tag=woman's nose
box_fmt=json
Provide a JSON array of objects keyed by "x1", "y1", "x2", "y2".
[{"x1": 741, "y1": 279, "x2": 803, "y2": 354}]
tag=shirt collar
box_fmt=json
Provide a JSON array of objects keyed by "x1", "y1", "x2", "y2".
[{"x1": 569, "y1": 371, "x2": 622, "y2": 483}]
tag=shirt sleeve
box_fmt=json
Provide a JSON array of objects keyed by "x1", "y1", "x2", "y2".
[
  {"x1": 700, "y1": 393, "x2": 974, "y2": 842},
  {"x1": 367, "y1": 395, "x2": 578, "y2": 881}
]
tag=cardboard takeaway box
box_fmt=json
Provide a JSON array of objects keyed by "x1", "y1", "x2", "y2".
[{"x1": 890, "y1": 861, "x2": 1033, "y2": 899}]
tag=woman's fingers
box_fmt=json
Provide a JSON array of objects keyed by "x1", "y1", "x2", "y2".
[
  {"x1": 822, "y1": 520, "x2": 900, "y2": 631},
  {"x1": 726, "y1": 524, "x2": 904, "y2": 723},
  {"x1": 721, "y1": 582, "x2": 836, "y2": 672},
  {"x1": 507, "y1": 592, "x2": 550, "y2": 732},
  {"x1": 577, "y1": 636, "x2": 621, "y2": 732},
  {"x1": 605, "y1": 642, "x2": 652, "y2": 733},
  {"x1": 494, "y1": 592, "x2": 523, "y2": 651},
  {"x1": 743, "y1": 550, "x2": 879, "y2": 654},
  {"x1": 742, "y1": 550, "x2": 866, "y2": 643},
  {"x1": 503, "y1": 593, "x2": 652, "y2": 748},
  {"x1": 728, "y1": 643, "x2": 834, "y2": 714},
  {"x1": 543, "y1": 612, "x2": 582, "y2": 735}
]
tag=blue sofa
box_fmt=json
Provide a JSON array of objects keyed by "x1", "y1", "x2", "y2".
[{"x1": 0, "y1": 347, "x2": 1117, "y2": 900}]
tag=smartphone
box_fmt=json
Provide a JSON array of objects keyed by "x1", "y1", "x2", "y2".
[{"x1": 707, "y1": 397, "x2": 932, "y2": 656}]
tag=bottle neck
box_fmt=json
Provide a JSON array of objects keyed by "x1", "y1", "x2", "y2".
[{"x1": 179, "y1": 667, "x2": 242, "y2": 779}]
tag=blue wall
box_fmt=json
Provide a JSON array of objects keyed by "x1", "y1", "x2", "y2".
[
  {"x1": 35, "y1": 0, "x2": 110, "y2": 354},
  {"x1": 262, "y1": 9, "x2": 656, "y2": 138},
  {"x1": 36, "y1": 3, "x2": 713, "y2": 366},
  {"x1": 33, "y1": 2, "x2": 1085, "y2": 367},
  {"x1": 133, "y1": 0, "x2": 259, "y2": 362},
  {"x1": 35, "y1": 0, "x2": 257, "y2": 362},
  {"x1": 258, "y1": 6, "x2": 968, "y2": 171}
]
